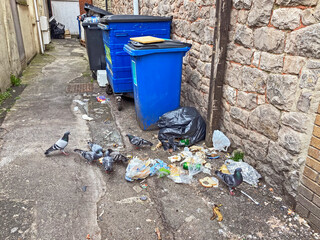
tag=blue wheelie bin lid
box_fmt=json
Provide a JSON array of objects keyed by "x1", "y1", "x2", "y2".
[
  {"x1": 100, "y1": 15, "x2": 172, "y2": 23},
  {"x1": 124, "y1": 40, "x2": 192, "y2": 56}
]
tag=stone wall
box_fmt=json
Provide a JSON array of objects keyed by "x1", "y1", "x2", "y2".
[
  {"x1": 222, "y1": 0, "x2": 320, "y2": 200},
  {"x1": 110, "y1": 0, "x2": 215, "y2": 118},
  {"x1": 296, "y1": 103, "x2": 320, "y2": 232},
  {"x1": 110, "y1": 0, "x2": 133, "y2": 14}
]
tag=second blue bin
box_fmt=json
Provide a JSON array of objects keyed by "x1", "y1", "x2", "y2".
[
  {"x1": 124, "y1": 40, "x2": 191, "y2": 130},
  {"x1": 99, "y1": 15, "x2": 172, "y2": 94}
]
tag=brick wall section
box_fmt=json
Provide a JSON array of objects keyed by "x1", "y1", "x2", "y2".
[
  {"x1": 79, "y1": 0, "x2": 92, "y2": 15},
  {"x1": 297, "y1": 103, "x2": 320, "y2": 232}
]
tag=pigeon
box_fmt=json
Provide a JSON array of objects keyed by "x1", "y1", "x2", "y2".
[
  {"x1": 106, "y1": 149, "x2": 128, "y2": 163},
  {"x1": 215, "y1": 168, "x2": 243, "y2": 195},
  {"x1": 45, "y1": 131, "x2": 70, "y2": 156},
  {"x1": 87, "y1": 141, "x2": 103, "y2": 158},
  {"x1": 74, "y1": 149, "x2": 100, "y2": 164},
  {"x1": 126, "y1": 134, "x2": 153, "y2": 149},
  {"x1": 102, "y1": 154, "x2": 114, "y2": 173}
]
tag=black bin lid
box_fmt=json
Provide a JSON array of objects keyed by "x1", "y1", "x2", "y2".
[
  {"x1": 100, "y1": 15, "x2": 173, "y2": 23},
  {"x1": 128, "y1": 40, "x2": 192, "y2": 50},
  {"x1": 84, "y1": 3, "x2": 113, "y2": 16}
]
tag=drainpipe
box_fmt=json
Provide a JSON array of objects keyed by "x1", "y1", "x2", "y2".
[
  {"x1": 33, "y1": 0, "x2": 44, "y2": 54},
  {"x1": 205, "y1": 0, "x2": 232, "y2": 146},
  {"x1": 133, "y1": 0, "x2": 139, "y2": 15}
]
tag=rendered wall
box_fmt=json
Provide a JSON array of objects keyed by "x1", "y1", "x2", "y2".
[{"x1": 0, "y1": 1, "x2": 22, "y2": 92}]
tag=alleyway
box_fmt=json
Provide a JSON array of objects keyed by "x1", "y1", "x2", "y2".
[{"x1": 0, "y1": 39, "x2": 318, "y2": 240}]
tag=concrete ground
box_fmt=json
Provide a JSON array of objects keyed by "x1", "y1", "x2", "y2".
[{"x1": 0, "y1": 39, "x2": 319, "y2": 240}]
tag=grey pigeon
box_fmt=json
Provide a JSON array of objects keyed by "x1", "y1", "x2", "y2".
[
  {"x1": 45, "y1": 131, "x2": 70, "y2": 156},
  {"x1": 102, "y1": 154, "x2": 114, "y2": 173},
  {"x1": 88, "y1": 141, "x2": 103, "y2": 158},
  {"x1": 74, "y1": 149, "x2": 100, "y2": 164},
  {"x1": 215, "y1": 168, "x2": 243, "y2": 195},
  {"x1": 106, "y1": 149, "x2": 128, "y2": 163},
  {"x1": 126, "y1": 134, "x2": 153, "y2": 149}
]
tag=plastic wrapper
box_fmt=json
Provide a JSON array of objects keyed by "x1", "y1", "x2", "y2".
[
  {"x1": 149, "y1": 159, "x2": 170, "y2": 178},
  {"x1": 83, "y1": 16, "x2": 100, "y2": 23},
  {"x1": 125, "y1": 158, "x2": 154, "y2": 182},
  {"x1": 225, "y1": 159, "x2": 261, "y2": 186},
  {"x1": 157, "y1": 107, "x2": 206, "y2": 151},
  {"x1": 125, "y1": 158, "x2": 170, "y2": 181},
  {"x1": 212, "y1": 130, "x2": 230, "y2": 152}
]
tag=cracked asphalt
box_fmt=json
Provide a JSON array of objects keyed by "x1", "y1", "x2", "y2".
[{"x1": 0, "y1": 39, "x2": 319, "y2": 240}]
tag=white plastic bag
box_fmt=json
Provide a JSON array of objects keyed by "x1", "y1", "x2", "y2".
[{"x1": 212, "y1": 130, "x2": 230, "y2": 152}]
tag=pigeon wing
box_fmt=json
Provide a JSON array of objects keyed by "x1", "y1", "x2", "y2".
[
  {"x1": 55, "y1": 138, "x2": 68, "y2": 149},
  {"x1": 216, "y1": 171, "x2": 236, "y2": 188}
]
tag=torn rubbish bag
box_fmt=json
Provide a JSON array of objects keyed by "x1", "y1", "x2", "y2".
[{"x1": 157, "y1": 107, "x2": 206, "y2": 151}]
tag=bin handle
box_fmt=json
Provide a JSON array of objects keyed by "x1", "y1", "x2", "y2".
[
  {"x1": 115, "y1": 32, "x2": 128, "y2": 37},
  {"x1": 98, "y1": 23, "x2": 109, "y2": 31}
]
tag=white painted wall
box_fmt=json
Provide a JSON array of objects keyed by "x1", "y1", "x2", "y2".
[{"x1": 51, "y1": 1, "x2": 80, "y2": 35}]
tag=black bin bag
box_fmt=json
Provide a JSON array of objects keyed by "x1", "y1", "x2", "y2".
[{"x1": 157, "y1": 107, "x2": 206, "y2": 151}]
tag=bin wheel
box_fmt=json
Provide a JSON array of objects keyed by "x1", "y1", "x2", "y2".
[
  {"x1": 116, "y1": 98, "x2": 123, "y2": 111},
  {"x1": 106, "y1": 84, "x2": 113, "y2": 95},
  {"x1": 91, "y1": 71, "x2": 97, "y2": 80}
]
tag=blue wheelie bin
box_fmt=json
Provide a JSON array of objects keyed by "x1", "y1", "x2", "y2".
[
  {"x1": 123, "y1": 39, "x2": 192, "y2": 130},
  {"x1": 98, "y1": 15, "x2": 172, "y2": 110}
]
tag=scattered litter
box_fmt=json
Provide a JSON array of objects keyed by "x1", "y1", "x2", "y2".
[
  {"x1": 204, "y1": 163, "x2": 212, "y2": 169},
  {"x1": 207, "y1": 156, "x2": 219, "y2": 159},
  {"x1": 116, "y1": 196, "x2": 147, "y2": 204},
  {"x1": 219, "y1": 164, "x2": 230, "y2": 174},
  {"x1": 211, "y1": 204, "x2": 223, "y2": 222},
  {"x1": 155, "y1": 227, "x2": 161, "y2": 240},
  {"x1": 82, "y1": 114, "x2": 93, "y2": 121},
  {"x1": 225, "y1": 159, "x2": 261, "y2": 186},
  {"x1": 280, "y1": 205, "x2": 287, "y2": 211},
  {"x1": 125, "y1": 158, "x2": 154, "y2": 182},
  {"x1": 212, "y1": 130, "x2": 230, "y2": 152},
  {"x1": 86, "y1": 234, "x2": 91, "y2": 239},
  {"x1": 158, "y1": 107, "x2": 206, "y2": 151},
  {"x1": 264, "y1": 202, "x2": 269, "y2": 206},
  {"x1": 82, "y1": 186, "x2": 87, "y2": 192},
  {"x1": 98, "y1": 210, "x2": 105, "y2": 220},
  {"x1": 140, "y1": 196, "x2": 148, "y2": 201},
  {"x1": 199, "y1": 176, "x2": 219, "y2": 188},
  {"x1": 240, "y1": 190, "x2": 259, "y2": 205},
  {"x1": 269, "y1": 188, "x2": 274, "y2": 193},
  {"x1": 273, "y1": 196, "x2": 283, "y2": 201},
  {"x1": 73, "y1": 106, "x2": 79, "y2": 111},
  {"x1": 140, "y1": 183, "x2": 148, "y2": 189},
  {"x1": 97, "y1": 95, "x2": 107, "y2": 103},
  {"x1": 288, "y1": 209, "x2": 295, "y2": 216},
  {"x1": 151, "y1": 141, "x2": 162, "y2": 151},
  {"x1": 168, "y1": 155, "x2": 181, "y2": 163},
  {"x1": 73, "y1": 99, "x2": 85, "y2": 105},
  {"x1": 133, "y1": 185, "x2": 142, "y2": 193},
  {"x1": 146, "y1": 219, "x2": 152, "y2": 222},
  {"x1": 125, "y1": 158, "x2": 169, "y2": 181}
]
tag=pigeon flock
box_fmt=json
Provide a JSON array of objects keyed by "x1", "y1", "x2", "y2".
[
  {"x1": 45, "y1": 131, "x2": 243, "y2": 195},
  {"x1": 45, "y1": 131, "x2": 150, "y2": 173}
]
